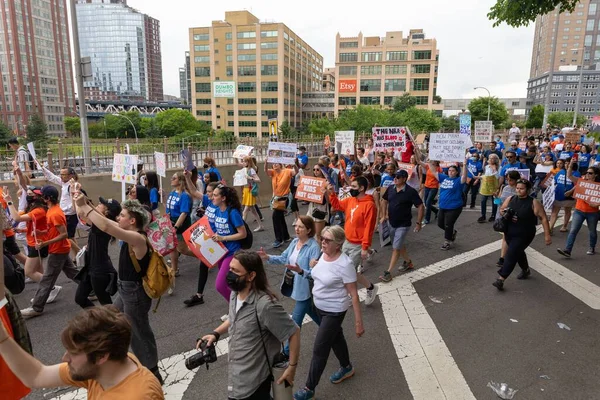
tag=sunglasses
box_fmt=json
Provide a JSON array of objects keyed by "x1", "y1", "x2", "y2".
[
  {"x1": 516, "y1": 179, "x2": 529, "y2": 184},
  {"x1": 321, "y1": 237, "x2": 333, "y2": 244},
  {"x1": 586, "y1": 171, "x2": 594, "y2": 175},
  {"x1": 507, "y1": 156, "x2": 515, "y2": 158}
]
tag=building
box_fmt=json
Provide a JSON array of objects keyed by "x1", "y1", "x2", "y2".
[
  {"x1": 75, "y1": 0, "x2": 163, "y2": 102},
  {"x1": 322, "y1": 67, "x2": 335, "y2": 92},
  {"x1": 189, "y1": 10, "x2": 324, "y2": 137},
  {"x1": 301, "y1": 92, "x2": 335, "y2": 120},
  {"x1": 443, "y1": 98, "x2": 530, "y2": 119},
  {"x1": 334, "y1": 29, "x2": 441, "y2": 116},
  {"x1": 179, "y1": 51, "x2": 192, "y2": 105},
  {"x1": 0, "y1": 0, "x2": 75, "y2": 136}
]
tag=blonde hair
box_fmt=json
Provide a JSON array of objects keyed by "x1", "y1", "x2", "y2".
[
  {"x1": 243, "y1": 156, "x2": 257, "y2": 170},
  {"x1": 488, "y1": 154, "x2": 500, "y2": 166},
  {"x1": 321, "y1": 225, "x2": 345, "y2": 246}
]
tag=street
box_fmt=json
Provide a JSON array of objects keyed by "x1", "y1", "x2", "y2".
[{"x1": 14, "y1": 202, "x2": 600, "y2": 400}]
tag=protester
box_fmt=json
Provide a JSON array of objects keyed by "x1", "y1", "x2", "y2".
[
  {"x1": 166, "y1": 171, "x2": 195, "y2": 280},
  {"x1": 533, "y1": 150, "x2": 554, "y2": 194},
  {"x1": 203, "y1": 156, "x2": 222, "y2": 182},
  {"x1": 478, "y1": 153, "x2": 500, "y2": 223},
  {"x1": 142, "y1": 171, "x2": 160, "y2": 211},
  {"x1": 499, "y1": 150, "x2": 526, "y2": 186},
  {"x1": 422, "y1": 161, "x2": 441, "y2": 224},
  {"x1": 483, "y1": 141, "x2": 502, "y2": 163},
  {"x1": 549, "y1": 159, "x2": 579, "y2": 234},
  {"x1": 201, "y1": 251, "x2": 299, "y2": 400},
  {"x1": 265, "y1": 161, "x2": 297, "y2": 248},
  {"x1": 495, "y1": 170, "x2": 521, "y2": 267},
  {"x1": 357, "y1": 147, "x2": 370, "y2": 170},
  {"x1": 7, "y1": 137, "x2": 33, "y2": 177},
  {"x1": 293, "y1": 225, "x2": 364, "y2": 400},
  {"x1": 509, "y1": 123, "x2": 521, "y2": 142},
  {"x1": 558, "y1": 143, "x2": 574, "y2": 160},
  {"x1": 128, "y1": 185, "x2": 152, "y2": 213},
  {"x1": 0, "y1": 190, "x2": 25, "y2": 266},
  {"x1": 365, "y1": 138, "x2": 376, "y2": 166},
  {"x1": 577, "y1": 144, "x2": 594, "y2": 175},
  {"x1": 239, "y1": 156, "x2": 264, "y2": 232},
  {"x1": 307, "y1": 164, "x2": 330, "y2": 243},
  {"x1": 464, "y1": 151, "x2": 483, "y2": 208}
]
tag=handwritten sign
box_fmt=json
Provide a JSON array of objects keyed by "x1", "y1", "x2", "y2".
[
  {"x1": 182, "y1": 216, "x2": 228, "y2": 268},
  {"x1": 335, "y1": 131, "x2": 355, "y2": 155},
  {"x1": 232, "y1": 145, "x2": 253, "y2": 159},
  {"x1": 573, "y1": 180, "x2": 600, "y2": 205},
  {"x1": 396, "y1": 162, "x2": 415, "y2": 176},
  {"x1": 233, "y1": 169, "x2": 248, "y2": 187},
  {"x1": 459, "y1": 113, "x2": 471, "y2": 135},
  {"x1": 429, "y1": 133, "x2": 471, "y2": 163},
  {"x1": 415, "y1": 134, "x2": 426, "y2": 145},
  {"x1": 540, "y1": 172, "x2": 556, "y2": 189},
  {"x1": 372, "y1": 126, "x2": 407, "y2": 153},
  {"x1": 267, "y1": 142, "x2": 298, "y2": 165},
  {"x1": 295, "y1": 176, "x2": 326, "y2": 204},
  {"x1": 565, "y1": 130, "x2": 581, "y2": 144},
  {"x1": 154, "y1": 152, "x2": 166, "y2": 178},
  {"x1": 111, "y1": 153, "x2": 139, "y2": 184},
  {"x1": 474, "y1": 121, "x2": 493, "y2": 143}
]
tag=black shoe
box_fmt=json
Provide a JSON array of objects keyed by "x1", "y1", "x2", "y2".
[
  {"x1": 496, "y1": 257, "x2": 504, "y2": 267},
  {"x1": 488, "y1": 216, "x2": 495, "y2": 222},
  {"x1": 557, "y1": 248, "x2": 571, "y2": 258},
  {"x1": 184, "y1": 294, "x2": 204, "y2": 307},
  {"x1": 470, "y1": 205, "x2": 475, "y2": 209},
  {"x1": 452, "y1": 230, "x2": 457, "y2": 241},
  {"x1": 492, "y1": 279, "x2": 504, "y2": 291},
  {"x1": 517, "y1": 269, "x2": 531, "y2": 280},
  {"x1": 477, "y1": 216, "x2": 486, "y2": 223}
]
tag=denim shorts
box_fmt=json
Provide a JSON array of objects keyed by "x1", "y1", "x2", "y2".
[{"x1": 389, "y1": 225, "x2": 410, "y2": 250}]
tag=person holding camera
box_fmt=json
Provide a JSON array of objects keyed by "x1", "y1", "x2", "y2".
[{"x1": 201, "y1": 250, "x2": 300, "y2": 400}]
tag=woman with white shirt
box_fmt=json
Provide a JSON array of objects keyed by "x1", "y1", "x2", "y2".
[
  {"x1": 293, "y1": 225, "x2": 364, "y2": 400},
  {"x1": 478, "y1": 154, "x2": 500, "y2": 223}
]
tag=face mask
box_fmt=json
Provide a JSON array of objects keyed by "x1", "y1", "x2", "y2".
[
  {"x1": 26, "y1": 195, "x2": 35, "y2": 203},
  {"x1": 470, "y1": 157, "x2": 477, "y2": 162},
  {"x1": 226, "y1": 271, "x2": 247, "y2": 292},
  {"x1": 349, "y1": 189, "x2": 360, "y2": 197},
  {"x1": 203, "y1": 164, "x2": 209, "y2": 169}
]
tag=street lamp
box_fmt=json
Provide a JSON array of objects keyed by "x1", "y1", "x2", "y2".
[
  {"x1": 474, "y1": 86, "x2": 491, "y2": 121},
  {"x1": 112, "y1": 113, "x2": 138, "y2": 152},
  {"x1": 571, "y1": 48, "x2": 585, "y2": 128}
]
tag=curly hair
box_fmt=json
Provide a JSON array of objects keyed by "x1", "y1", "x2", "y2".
[{"x1": 215, "y1": 184, "x2": 242, "y2": 212}]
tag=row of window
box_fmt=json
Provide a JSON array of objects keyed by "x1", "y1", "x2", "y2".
[
  {"x1": 193, "y1": 30, "x2": 279, "y2": 41},
  {"x1": 358, "y1": 78, "x2": 429, "y2": 91},
  {"x1": 339, "y1": 64, "x2": 433, "y2": 76},
  {"x1": 339, "y1": 50, "x2": 432, "y2": 63},
  {"x1": 338, "y1": 96, "x2": 429, "y2": 106}
]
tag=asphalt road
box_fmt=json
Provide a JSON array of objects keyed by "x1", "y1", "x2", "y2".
[{"x1": 12, "y1": 201, "x2": 600, "y2": 400}]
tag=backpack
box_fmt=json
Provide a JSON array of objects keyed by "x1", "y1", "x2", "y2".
[
  {"x1": 227, "y1": 207, "x2": 253, "y2": 249},
  {"x1": 18, "y1": 147, "x2": 35, "y2": 174},
  {"x1": 4, "y1": 253, "x2": 25, "y2": 294},
  {"x1": 129, "y1": 236, "x2": 174, "y2": 312}
]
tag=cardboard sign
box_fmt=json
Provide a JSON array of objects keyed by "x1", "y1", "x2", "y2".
[
  {"x1": 474, "y1": 121, "x2": 493, "y2": 143},
  {"x1": 543, "y1": 179, "x2": 556, "y2": 213},
  {"x1": 540, "y1": 172, "x2": 556, "y2": 189},
  {"x1": 429, "y1": 133, "x2": 471, "y2": 163},
  {"x1": 232, "y1": 145, "x2": 253, "y2": 159},
  {"x1": 182, "y1": 216, "x2": 228, "y2": 268},
  {"x1": 180, "y1": 149, "x2": 194, "y2": 171},
  {"x1": 233, "y1": 169, "x2": 248, "y2": 187},
  {"x1": 111, "y1": 153, "x2": 139, "y2": 184},
  {"x1": 154, "y1": 152, "x2": 166, "y2": 178},
  {"x1": 396, "y1": 162, "x2": 415, "y2": 176},
  {"x1": 459, "y1": 113, "x2": 471, "y2": 135},
  {"x1": 295, "y1": 176, "x2": 327, "y2": 204},
  {"x1": 565, "y1": 130, "x2": 581, "y2": 144},
  {"x1": 415, "y1": 134, "x2": 426, "y2": 145},
  {"x1": 335, "y1": 131, "x2": 355, "y2": 155},
  {"x1": 267, "y1": 142, "x2": 297, "y2": 165},
  {"x1": 517, "y1": 169, "x2": 530, "y2": 181},
  {"x1": 379, "y1": 221, "x2": 391, "y2": 248},
  {"x1": 324, "y1": 135, "x2": 331, "y2": 148},
  {"x1": 573, "y1": 180, "x2": 600, "y2": 205},
  {"x1": 372, "y1": 126, "x2": 408, "y2": 153}
]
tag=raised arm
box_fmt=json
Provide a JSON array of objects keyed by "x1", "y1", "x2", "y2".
[
  {"x1": 566, "y1": 161, "x2": 580, "y2": 184},
  {"x1": 184, "y1": 170, "x2": 204, "y2": 200},
  {"x1": 460, "y1": 161, "x2": 468, "y2": 184},
  {"x1": 39, "y1": 163, "x2": 62, "y2": 186}
]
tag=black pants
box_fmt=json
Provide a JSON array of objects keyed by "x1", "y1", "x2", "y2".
[
  {"x1": 499, "y1": 229, "x2": 536, "y2": 279},
  {"x1": 306, "y1": 309, "x2": 350, "y2": 391},
  {"x1": 272, "y1": 199, "x2": 290, "y2": 243},
  {"x1": 463, "y1": 181, "x2": 480, "y2": 207},
  {"x1": 229, "y1": 378, "x2": 271, "y2": 400},
  {"x1": 438, "y1": 207, "x2": 462, "y2": 242},
  {"x1": 290, "y1": 186, "x2": 299, "y2": 213},
  {"x1": 197, "y1": 261, "x2": 209, "y2": 294},
  {"x1": 254, "y1": 204, "x2": 263, "y2": 220},
  {"x1": 75, "y1": 273, "x2": 113, "y2": 308}
]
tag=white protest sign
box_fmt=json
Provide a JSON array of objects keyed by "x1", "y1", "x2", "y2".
[
  {"x1": 232, "y1": 145, "x2": 254, "y2": 159},
  {"x1": 154, "y1": 152, "x2": 166, "y2": 178},
  {"x1": 267, "y1": 142, "x2": 298, "y2": 165},
  {"x1": 26, "y1": 142, "x2": 37, "y2": 161},
  {"x1": 233, "y1": 168, "x2": 248, "y2": 187},
  {"x1": 517, "y1": 169, "x2": 530, "y2": 181},
  {"x1": 112, "y1": 153, "x2": 139, "y2": 184},
  {"x1": 543, "y1": 179, "x2": 555, "y2": 214},
  {"x1": 372, "y1": 127, "x2": 408, "y2": 153},
  {"x1": 335, "y1": 131, "x2": 355, "y2": 155},
  {"x1": 428, "y1": 133, "x2": 471, "y2": 163},
  {"x1": 474, "y1": 121, "x2": 493, "y2": 143}
]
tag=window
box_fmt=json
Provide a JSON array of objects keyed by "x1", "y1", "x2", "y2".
[
  {"x1": 360, "y1": 79, "x2": 381, "y2": 91},
  {"x1": 226, "y1": 67, "x2": 233, "y2": 76},
  {"x1": 261, "y1": 53, "x2": 278, "y2": 60},
  {"x1": 562, "y1": 35, "x2": 570, "y2": 40},
  {"x1": 194, "y1": 56, "x2": 210, "y2": 63},
  {"x1": 361, "y1": 52, "x2": 382, "y2": 62},
  {"x1": 239, "y1": 110, "x2": 257, "y2": 116},
  {"x1": 238, "y1": 43, "x2": 256, "y2": 50},
  {"x1": 239, "y1": 121, "x2": 257, "y2": 127},
  {"x1": 238, "y1": 54, "x2": 256, "y2": 62},
  {"x1": 411, "y1": 78, "x2": 429, "y2": 91},
  {"x1": 261, "y1": 81, "x2": 278, "y2": 92},
  {"x1": 591, "y1": 3, "x2": 597, "y2": 15},
  {"x1": 196, "y1": 110, "x2": 211, "y2": 116},
  {"x1": 385, "y1": 65, "x2": 407, "y2": 75},
  {"x1": 339, "y1": 66, "x2": 357, "y2": 75},
  {"x1": 226, "y1": 55, "x2": 233, "y2": 62},
  {"x1": 387, "y1": 51, "x2": 407, "y2": 61},
  {"x1": 360, "y1": 96, "x2": 380, "y2": 105},
  {"x1": 361, "y1": 65, "x2": 381, "y2": 75},
  {"x1": 284, "y1": 32, "x2": 289, "y2": 40},
  {"x1": 238, "y1": 66, "x2": 256, "y2": 76},
  {"x1": 564, "y1": 27, "x2": 570, "y2": 32},
  {"x1": 225, "y1": 44, "x2": 232, "y2": 51},
  {"x1": 227, "y1": 99, "x2": 234, "y2": 104},
  {"x1": 384, "y1": 79, "x2": 406, "y2": 91},
  {"x1": 261, "y1": 42, "x2": 278, "y2": 49},
  {"x1": 261, "y1": 30, "x2": 278, "y2": 37},
  {"x1": 412, "y1": 50, "x2": 432, "y2": 60},
  {"x1": 338, "y1": 97, "x2": 357, "y2": 106},
  {"x1": 412, "y1": 64, "x2": 431, "y2": 74},
  {"x1": 565, "y1": 20, "x2": 571, "y2": 24},
  {"x1": 262, "y1": 98, "x2": 278, "y2": 104},
  {"x1": 339, "y1": 52, "x2": 358, "y2": 62},
  {"x1": 194, "y1": 45, "x2": 209, "y2": 51},
  {"x1": 195, "y1": 83, "x2": 210, "y2": 92},
  {"x1": 263, "y1": 110, "x2": 278, "y2": 118},
  {"x1": 237, "y1": 31, "x2": 256, "y2": 39},
  {"x1": 193, "y1": 34, "x2": 209, "y2": 41},
  {"x1": 225, "y1": 32, "x2": 232, "y2": 40},
  {"x1": 340, "y1": 41, "x2": 358, "y2": 48},
  {"x1": 196, "y1": 98, "x2": 211, "y2": 105},
  {"x1": 238, "y1": 98, "x2": 257, "y2": 104},
  {"x1": 587, "y1": 20, "x2": 595, "y2": 31},
  {"x1": 195, "y1": 67, "x2": 210, "y2": 77},
  {"x1": 238, "y1": 82, "x2": 256, "y2": 92},
  {"x1": 383, "y1": 96, "x2": 397, "y2": 105},
  {"x1": 415, "y1": 96, "x2": 428, "y2": 105},
  {"x1": 261, "y1": 65, "x2": 278, "y2": 75}
]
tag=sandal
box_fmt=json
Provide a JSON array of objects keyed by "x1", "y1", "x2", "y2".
[{"x1": 560, "y1": 227, "x2": 568, "y2": 232}]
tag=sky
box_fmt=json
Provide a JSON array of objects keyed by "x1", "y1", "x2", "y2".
[{"x1": 105, "y1": 0, "x2": 535, "y2": 100}]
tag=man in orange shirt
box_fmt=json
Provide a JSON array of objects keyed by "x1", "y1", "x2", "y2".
[
  {"x1": 21, "y1": 186, "x2": 78, "y2": 318},
  {"x1": 265, "y1": 161, "x2": 298, "y2": 248}
]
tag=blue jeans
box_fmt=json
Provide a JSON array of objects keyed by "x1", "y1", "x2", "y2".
[
  {"x1": 424, "y1": 187, "x2": 438, "y2": 222},
  {"x1": 283, "y1": 298, "x2": 321, "y2": 356},
  {"x1": 565, "y1": 210, "x2": 599, "y2": 252},
  {"x1": 480, "y1": 195, "x2": 498, "y2": 218}
]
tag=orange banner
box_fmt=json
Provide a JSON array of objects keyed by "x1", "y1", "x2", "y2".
[
  {"x1": 573, "y1": 180, "x2": 600, "y2": 205},
  {"x1": 182, "y1": 216, "x2": 228, "y2": 268},
  {"x1": 295, "y1": 176, "x2": 327, "y2": 204}
]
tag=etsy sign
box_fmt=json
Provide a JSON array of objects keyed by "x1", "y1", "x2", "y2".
[{"x1": 339, "y1": 79, "x2": 357, "y2": 93}]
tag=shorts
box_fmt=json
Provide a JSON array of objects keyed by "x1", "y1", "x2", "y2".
[
  {"x1": 27, "y1": 245, "x2": 48, "y2": 259},
  {"x1": 389, "y1": 224, "x2": 410, "y2": 250},
  {"x1": 66, "y1": 214, "x2": 79, "y2": 239},
  {"x1": 342, "y1": 241, "x2": 363, "y2": 270},
  {"x1": 4, "y1": 236, "x2": 21, "y2": 255},
  {"x1": 554, "y1": 199, "x2": 576, "y2": 208}
]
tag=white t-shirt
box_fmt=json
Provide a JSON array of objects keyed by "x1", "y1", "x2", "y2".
[
  {"x1": 288, "y1": 245, "x2": 300, "y2": 267},
  {"x1": 235, "y1": 294, "x2": 245, "y2": 315},
  {"x1": 311, "y1": 253, "x2": 357, "y2": 313}
]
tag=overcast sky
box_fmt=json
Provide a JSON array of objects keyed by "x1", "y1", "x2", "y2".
[{"x1": 115, "y1": 0, "x2": 535, "y2": 100}]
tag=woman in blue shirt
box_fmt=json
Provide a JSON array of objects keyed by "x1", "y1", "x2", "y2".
[
  {"x1": 427, "y1": 159, "x2": 468, "y2": 250},
  {"x1": 577, "y1": 145, "x2": 594, "y2": 175},
  {"x1": 549, "y1": 160, "x2": 580, "y2": 234},
  {"x1": 464, "y1": 152, "x2": 483, "y2": 208},
  {"x1": 166, "y1": 171, "x2": 195, "y2": 280},
  {"x1": 211, "y1": 184, "x2": 247, "y2": 302},
  {"x1": 143, "y1": 171, "x2": 160, "y2": 211},
  {"x1": 259, "y1": 215, "x2": 321, "y2": 357},
  {"x1": 203, "y1": 156, "x2": 222, "y2": 182}
]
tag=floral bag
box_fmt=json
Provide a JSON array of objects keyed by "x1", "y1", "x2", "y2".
[{"x1": 145, "y1": 214, "x2": 178, "y2": 256}]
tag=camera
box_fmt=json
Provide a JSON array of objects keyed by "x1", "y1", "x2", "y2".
[
  {"x1": 503, "y1": 207, "x2": 516, "y2": 221},
  {"x1": 185, "y1": 339, "x2": 217, "y2": 370}
]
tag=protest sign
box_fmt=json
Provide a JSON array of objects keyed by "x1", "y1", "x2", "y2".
[
  {"x1": 540, "y1": 172, "x2": 556, "y2": 189},
  {"x1": 112, "y1": 153, "x2": 139, "y2": 184},
  {"x1": 338, "y1": 187, "x2": 352, "y2": 200},
  {"x1": 180, "y1": 149, "x2": 194, "y2": 171},
  {"x1": 379, "y1": 221, "x2": 391, "y2": 248},
  {"x1": 324, "y1": 135, "x2": 331, "y2": 148},
  {"x1": 396, "y1": 162, "x2": 415, "y2": 176},
  {"x1": 335, "y1": 131, "x2": 355, "y2": 155},
  {"x1": 474, "y1": 121, "x2": 493, "y2": 143},
  {"x1": 459, "y1": 113, "x2": 471, "y2": 135},
  {"x1": 565, "y1": 130, "x2": 581, "y2": 144},
  {"x1": 267, "y1": 142, "x2": 298, "y2": 165},
  {"x1": 583, "y1": 136, "x2": 595, "y2": 146},
  {"x1": 429, "y1": 133, "x2": 471, "y2": 163},
  {"x1": 415, "y1": 134, "x2": 426, "y2": 145},
  {"x1": 440, "y1": 162, "x2": 458, "y2": 169},
  {"x1": 232, "y1": 145, "x2": 253, "y2": 159},
  {"x1": 479, "y1": 175, "x2": 499, "y2": 196},
  {"x1": 154, "y1": 152, "x2": 166, "y2": 177},
  {"x1": 543, "y1": 179, "x2": 556, "y2": 213},
  {"x1": 182, "y1": 216, "x2": 228, "y2": 268},
  {"x1": 233, "y1": 169, "x2": 248, "y2": 187},
  {"x1": 295, "y1": 176, "x2": 327, "y2": 204},
  {"x1": 26, "y1": 142, "x2": 37, "y2": 162},
  {"x1": 517, "y1": 169, "x2": 530, "y2": 181},
  {"x1": 573, "y1": 180, "x2": 600, "y2": 205},
  {"x1": 372, "y1": 126, "x2": 408, "y2": 153}
]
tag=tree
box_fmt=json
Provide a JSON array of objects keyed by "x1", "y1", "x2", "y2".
[
  {"x1": 335, "y1": 104, "x2": 391, "y2": 133},
  {"x1": 467, "y1": 97, "x2": 510, "y2": 129},
  {"x1": 433, "y1": 95, "x2": 442, "y2": 104},
  {"x1": 548, "y1": 111, "x2": 586, "y2": 128},
  {"x1": 0, "y1": 120, "x2": 12, "y2": 146},
  {"x1": 140, "y1": 117, "x2": 161, "y2": 138},
  {"x1": 441, "y1": 115, "x2": 459, "y2": 132},
  {"x1": 64, "y1": 116, "x2": 81, "y2": 137},
  {"x1": 88, "y1": 122, "x2": 105, "y2": 139},
  {"x1": 392, "y1": 93, "x2": 417, "y2": 112},
  {"x1": 278, "y1": 119, "x2": 298, "y2": 139},
  {"x1": 401, "y1": 108, "x2": 442, "y2": 134},
  {"x1": 26, "y1": 114, "x2": 48, "y2": 149},
  {"x1": 488, "y1": 0, "x2": 579, "y2": 27},
  {"x1": 526, "y1": 105, "x2": 544, "y2": 129},
  {"x1": 154, "y1": 109, "x2": 200, "y2": 137},
  {"x1": 308, "y1": 118, "x2": 334, "y2": 136}
]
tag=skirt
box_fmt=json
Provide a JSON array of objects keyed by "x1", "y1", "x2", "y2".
[{"x1": 242, "y1": 186, "x2": 256, "y2": 207}]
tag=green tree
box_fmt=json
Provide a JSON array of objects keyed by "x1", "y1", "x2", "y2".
[
  {"x1": 278, "y1": 119, "x2": 298, "y2": 139},
  {"x1": 0, "y1": 120, "x2": 12, "y2": 146},
  {"x1": 441, "y1": 115, "x2": 459, "y2": 132},
  {"x1": 392, "y1": 93, "x2": 417, "y2": 112},
  {"x1": 308, "y1": 118, "x2": 334, "y2": 135},
  {"x1": 335, "y1": 105, "x2": 391, "y2": 133},
  {"x1": 26, "y1": 114, "x2": 48, "y2": 149},
  {"x1": 64, "y1": 116, "x2": 81, "y2": 137},
  {"x1": 154, "y1": 109, "x2": 200, "y2": 137},
  {"x1": 526, "y1": 105, "x2": 544, "y2": 129},
  {"x1": 88, "y1": 122, "x2": 105, "y2": 139},
  {"x1": 401, "y1": 108, "x2": 442, "y2": 134},
  {"x1": 488, "y1": 0, "x2": 579, "y2": 27},
  {"x1": 548, "y1": 111, "x2": 586, "y2": 128},
  {"x1": 467, "y1": 97, "x2": 509, "y2": 129},
  {"x1": 140, "y1": 118, "x2": 162, "y2": 138}
]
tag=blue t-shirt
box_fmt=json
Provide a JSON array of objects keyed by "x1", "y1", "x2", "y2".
[
  {"x1": 149, "y1": 187, "x2": 159, "y2": 210},
  {"x1": 344, "y1": 158, "x2": 355, "y2": 176},
  {"x1": 578, "y1": 153, "x2": 592, "y2": 168},
  {"x1": 211, "y1": 207, "x2": 244, "y2": 254},
  {"x1": 558, "y1": 151, "x2": 574, "y2": 160},
  {"x1": 206, "y1": 167, "x2": 222, "y2": 182},
  {"x1": 438, "y1": 174, "x2": 464, "y2": 210},
  {"x1": 500, "y1": 161, "x2": 525, "y2": 177},
  {"x1": 380, "y1": 173, "x2": 393, "y2": 188},
  {"x1": 466, "y1": 160, "x2": 483, "y2": 179},
  {"x1": 166, "y1": 191, "x2": 192, "y2": 218},
  {"x1": 554, "y1": 170, "x2": 580, "y2": 201},
  {"x1": 297, "y1": 154, "x2": 308, "y2": 168},
  {"x1": 540, "y1": 151, "x2": 555, "y2": 161},
  {"x1": 204, "y1": 203, "x2": 218, "y2": 226},
  {"x1": 496, "y1": 141, "x2": 505, "y2": 151}
]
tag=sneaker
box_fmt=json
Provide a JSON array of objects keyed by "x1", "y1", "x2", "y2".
[
  {"x1": 452, "y1": 230, "x2": 458, "y2": 241},
  {"x1": 293, "y1": 387, "x2": 315, "y2": 400},
  {"x1": 25, "y1": 277, "x2": 33, "y2": 284},
  {"x1": 517, "y1": 268, "x2": 531, "y2": 280},
  {"x1": 365, "y1": 284, "x2": 379, "y2": 306},
  {"x1": 587, "y1": 248, "x2": 595, "y2": 255},
  {"x1": 272, "y1": 241, "x2": 282, "y2": 248},
  {"x1": 492, "y1": 279, "x2": 504, "y2": 291},
  {"x1": 20, "y1": 307, "x2": 42, "y2": 318},
  {"x1": 285, "y1": 237, "x2": 293, "y2": 243},
  {"x1": 477, "y1": 216, "x2": 486, "y2": 223},
  {"x1": 488, "y1": 216, "x2": 495, "y2": 222},
  {"x1": 168, "y1": 286, "x2": 174, "y2": 296},
  {"x1": 422, "y1": 220, "x2": 429, "y2": 225},
  {"x1": 379, "y1": 271, "x2": 392, "y2": 282},
  {"x1": 441, "y1": 242, "x2": 451, "y2": 251},
  {"x1": 367, "y1": 248, "x2": 377, "y2": 261},
  {"x1": 496, "y1": 258, "x2": 504, "y2": 267},
  {"x1": 46, "y1": 286, "x2": 62, "y2": 304},
  {"x1": 398, "y1": 260, "x2": 414, "y2": 273},
  {"x1": 330, "y1": 365, "x2": 355, "y2": 384},
  {"x1": 221, "y1": 314, "x2": 229, "y2": 322},
  {"x1": 470, "y1": 205, "x2": 475, "y2": 209},
  {"x1": 253, "y1": 226, "x2": 265, "y2": 232},
  {"x1": 557, "y1": 248, "x2": 571, "y2": 258},
  {"x1": 184, "y1": 294, "x2": 204, "y2": 307}
]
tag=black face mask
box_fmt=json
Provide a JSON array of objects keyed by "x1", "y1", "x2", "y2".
[
  {"x1": 26, "y1": 195, "x2": 35, "y2": 203},
  {"x1": 203, "y1": 164, "x2": 209, "y2": 169},
  {"x1": 349, "y1": 189, "x2": 360, "y2": 197},
  {"x1": 226, "y1": 271, "x2": 247, "y2": 292}
]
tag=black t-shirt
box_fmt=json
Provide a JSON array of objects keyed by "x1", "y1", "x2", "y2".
[
  {"x1": 484, "y1": 149, "x2": 503, "y2": 160},
  {"x1": 86, "y1": 225, "x2": 115, "y2": 274},
  {"x1": 383, "y1": 184, "x2": 423, "y2": 228},
  {"x1": 118, "y1": 234, "x2": 151, "y2": 282}
]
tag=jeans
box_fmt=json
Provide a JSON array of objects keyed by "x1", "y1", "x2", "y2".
[
  {"x1": 463, "y1": 181, "x2": 480, "y2": 207},
  {"x1": 75, "y1": 272, "x2": 114, "y2": 308},
  {"x1": 424, "y1": 187, "x2": 439, "y2": 222},
  {"x1": 114, "y1": 280, "x2": 158, "y2": 370},
  {"x1": 480, "y1": 195, "x2": 498, "y2": 218},
  {"x1": 283, "y1": 298, "x2": 321, "y2": 356},
  {"x1": 32, "y1": 252, "x2": 78, "y2": 312},
  {"x1": 437, "y1": 207, "x2": 462, "y2": 242},
  {"x1": 272, "y1": 198, "x2": 290, "y2": 243},
  {"x1": 565, "y1": 210, "x2": 599, "y2": 252},
  {"x1": 306, "y1": 309, "x2": 350, "y2": 391},
  {"x1": 499, "y1": 229, "x2": 536, "y2": 279}
]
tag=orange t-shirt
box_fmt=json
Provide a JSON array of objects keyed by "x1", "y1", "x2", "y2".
[
  {"x1": 25, "y1": 207, "x2": 48, "y2": 246},
  {"x1": 46, "y1": 205, "x2": 71, "y2": 254},
  {"x1": 575, "y1": 198, "x2": 599, "y2": 213},
  {"x1": 0, "y1": 196, "x2": 14, "y2": 238},
  {"x1": 268, "y1": 168, "x2": 294, "y2": 197},
  {"x1": 0, "y1": 308, "x2": 31, "y2": 400},
  {"x1": 59, "y1": 353, "x2": 164, "y2": 400},
  {"x1": 425, "y1": 165, "x2": 442, "y2": 189}
]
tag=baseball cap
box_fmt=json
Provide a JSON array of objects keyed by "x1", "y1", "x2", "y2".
[
  {"x1": 558, "y1": 134, "x2": 565, "y2": 139},
  {"x1": 41, "y1": 185, "x2": 59, "y2": 201},
  {"x1": 99, "y1": 197, "x2": 122, "y2": 219},
  {"x1": 26, "y1": 185, "x2": 43, "y2": 196},
  {"x1": 395, "y1": 170, "x2": 409, "y2": 179}
]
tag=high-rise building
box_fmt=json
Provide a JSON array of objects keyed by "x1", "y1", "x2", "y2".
[
  {"x1": 334, "y1": 30, "x2": 441, "y2": 116},
  {"x1": 189, "y1": 10, "x2": 324, "y2": 137},
  {"x1": 322, "y1": 67, "x2": 335, "y2": 92},
  {"x1": 75, "y1": 0, "x2": 163, "y2": 102},
  {"x1": 0, "y1": 0, "x2": 75, "y2": 136},
  {"x1": 179, "y1": 51, "x2": 191, "y2": 104}
]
